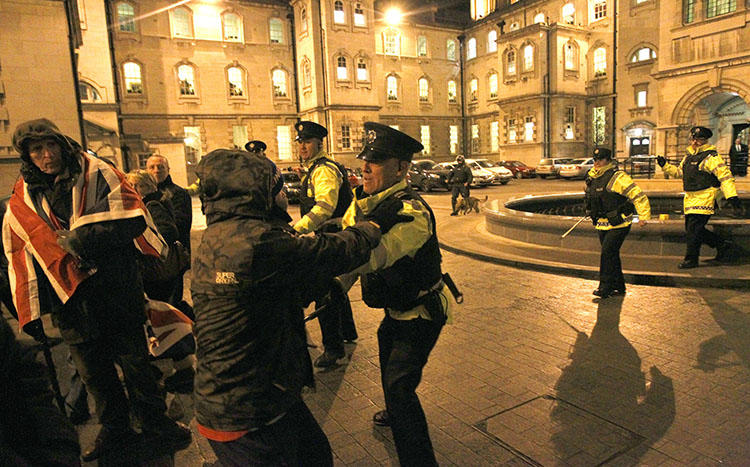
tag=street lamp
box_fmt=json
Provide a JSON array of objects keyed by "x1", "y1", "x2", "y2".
[{"x1": 384, "y1": 7, "x2": 402, "y2": 26}]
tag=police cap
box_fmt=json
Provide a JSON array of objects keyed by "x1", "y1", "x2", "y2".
[
  {"x1": 244, "y1": 140, "x2": 266, "y2": 152},
  {"x1": 592, "y1": 147, "x2": 612, "y2": 160},
  {"x1": 689, "y1": 126, "x2": 713, "y2": 140},
  {"x1": 295, "y1": 121, "x2": 328, "y2": 141},
  {"x1": 357, "y1": 122, "x2": 423, "y2": 163}
]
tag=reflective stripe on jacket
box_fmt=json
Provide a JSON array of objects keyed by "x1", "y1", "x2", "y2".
[
  {"x1": 293, "y1": 149, "x2": 345, "y2": 234},
  {"x1": 586, "y1": 163, "x2": 651, "y2": 230}
]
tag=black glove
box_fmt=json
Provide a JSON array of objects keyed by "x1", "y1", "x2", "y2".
[
  {"x1": 656, "y1": 156, "x2": 667, "y2": 168},
  {"x1": 728, "y1": 196, "x2": 742, "y2": 210},
  {"x1": 365, "y1": 198, "x2": 414, "y2": 234}
]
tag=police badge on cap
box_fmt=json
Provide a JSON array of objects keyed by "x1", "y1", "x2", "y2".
[
  {"x1": 295, "y1": 121, "x2": 328, "y2": 141},
  {"x1": 689, "y1": 126, "x2": 713, "y2": 140},
  {"x1": 357, "y1": 122, "x2": 423, "y2": 162},
  {"x1": 244, "y1": 140, "x2": 267, "y2": 152},
  {"x1": 592, "y1": 147, "x2": 612, "y2": 160}
]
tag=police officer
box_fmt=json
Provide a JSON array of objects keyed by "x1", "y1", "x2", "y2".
[
  {"x1": 338, "y1": 122, "x2": 452, "y2": 466},
  {"x1": 448, "y1": 155, "x2": 473, "y2": 216},
  {"x1": 657, "y1": 126, "x2": 741, "y2": 268},
  {"x1": 293, "y1": 121, "x2": 357, "y2": 368},
  {"x1": 585, "y1": 148, "x2": 651, "y2": 298},
  {"x1": 244, "y1": 140, "x2": 267, "y2": 156}
]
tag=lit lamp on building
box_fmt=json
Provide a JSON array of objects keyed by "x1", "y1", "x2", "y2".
[{"x1": 384, "y1": 7, "x2": 402, "y2": 26}]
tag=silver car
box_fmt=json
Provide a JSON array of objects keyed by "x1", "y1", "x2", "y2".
[
  {"x1": 558, "y1": 158, "x2": 595, "y2": 179},
  {"x1": 537, "y1": 158, "x2": 574, "y2": 179}
]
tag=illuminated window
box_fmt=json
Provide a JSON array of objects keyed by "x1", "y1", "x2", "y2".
[
  {"x1": 564, "y1": 41, "x2": 578, "y2": 70},
  {"x1": 357, "y1": 59, "x2": 368, "y2": 81},
  {"x1": 232, "y1": 125, "x2": 247, "y2": 149},
  {"x1": 706, "y1": 0, "x2": 736, "y2": 18},
  {"x1": 469, "y1": 78, "x2": 478, "y2": 101},
  {"x1": 450, "y1": 125, "x2": 458, "y2": 154},
  {"x1": 420, "y1": 126, "x2": 430, "y2": 155},
  {"x1": 184, "y1": 127, "x2": 201, "y2": 163},
  {"x1": 334, "y1": 1, "x2": 346, "y2": 24},
  {"x1": 534, "y1": 12, "x2": 546, "y2": 24},
  {"x1": 387, "y1": 75, "x2": 398, "y2": 100},
  {"x1": 277, "y1": 126, "x2": 292, "y2": 160},
  {"x1": 592, "y1": 106, "x2": 606, "y2": 144},
  {"x1": 488, "y1": 73, "x2": 498, "y2": 98},
  {"x1": 79, "y1": 82, "x2": 102, "y2": 102},
  {"x1": 564, "y1": 106, "x2": 575, "y2": 140},
  {"x1": 417, "y1": 36, "x2": 428, "y2": 57},
  {"x1": 594, "y1": 47, "x2": 606, "y2": 77},
  {"x1": 171, "y1": 7, "x2": 192, "y2": 38},
  {"x1": 630, "y1": 47, "x2": 656, "y2": 62},
  {"x1": 471, "y1": 0, "x2": 496, "y2": 20},
  {"x1": 419, "y1": 78, "x2": 429, "y2": 102},
  {"x1": 272, "y1": 69, "x2": 287, "y2": 97},
  {"x1": 300, "y1": 7, "x2": 308, "y2": 33},
  {"x1": 508, "y1": 119, "x2": 517, "y2": 143},
  {"x1": 448, "y1": 80, "x2": 457, "y2": 102},
  {"x1": 341, "y1": 125, "x2": 351, "y2": 149},
  {"x1": 562, "y1": 3, "x2": 575, "y2": 24},
  {"x1": 506, "y1": 49, "x2": 516, "y2": 75},
  {"x1": 523, "y1": 45, "x2": 534, "y2": 71},
  {"x1": 270, "y1": 18, "x2": 283, "y2": 43},
  {"x1": 123, "y1": 61, "x2": 143, "y2": 95},
  {"x1": 116, "y1": 3, "x2": 135, "y2": 32},
  {"x1": 227, "y1": 66, "x2": 244, "y2": 97},
  {"x1": 337, "y1": 56, "x2": 348, "y2": 80},
  {"x1": 177, "y1": 64, "x2": 196, "y2": 96},
  {"x1": 636, "y1": 89, "x2": 647, "y2": 107},
  {"x1": 383, "y1": 29, "x2": 400, "y2": 56},
  {"x1": 490, "y1": 121, "x2": 499, "y2": 152},
  {"x1": 447, "y1": 40, "x2": 456, "y2": 61},
  {"x1": 524, "y1": 117, "x2": 534, "y2": 141},
  {"x1": 223, "y1": 13, "x2": 242, "y2": 41},
  {"x1": 467, "y1": 38, "x2": 477, "y2": 59},
  {"x1": 354, "y1": 3, "x2": 366, "y2": 26},
  {"x1": 471, "y1": 124, "x2": 480, "y2": 153},
  {"x1": 592, "y1": 0, "x2": 607, "y2": 20},
  {"x1": 487, "y1": 30, "x2": 497, "y2": 53}
]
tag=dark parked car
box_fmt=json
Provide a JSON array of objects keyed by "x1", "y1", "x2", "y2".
[
  {"x1": 408, "y1": 159, "x2": 449, "y2": 192},
  {"x1": 497, "y1": 160, "x2": 536, "y2": 179},
  {"x1": 282, "y1": 171, "x2": 302, "y2": 204}
]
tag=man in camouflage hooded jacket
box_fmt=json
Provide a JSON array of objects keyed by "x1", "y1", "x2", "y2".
[{"x1": 190, "y1": 149, "x2": 407, "y2": 465}]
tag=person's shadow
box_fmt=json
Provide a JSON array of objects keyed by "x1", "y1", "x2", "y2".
[
  {"x1": 695, "y1": 289, "x2": 750, "y2": 372},
  {"x1": 552, "y1": 296, "x2": 675, "y2": 463}
]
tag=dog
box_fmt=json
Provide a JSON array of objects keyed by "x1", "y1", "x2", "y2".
[{"x1": 457, "y1": 195, "x2": 488, "y2": 215}]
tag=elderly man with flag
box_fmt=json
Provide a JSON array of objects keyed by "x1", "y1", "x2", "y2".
[{"x1": 3, "y1": 119, "x2": 191, "y2": 462}]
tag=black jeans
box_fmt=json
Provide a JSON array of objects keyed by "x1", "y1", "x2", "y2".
[
  {"x1": 684, "y1": 214, "x2": 720, "y2": 262},
  {"x1": 378, "y1": 315, "x2": 443, "y2": 467},
  {"x1": 317, "y1": 288, "x2": 357, "y2": 355},
  {"x1": 208, "y1": 400, "x2": 332, "y2": 467},
  {"x1": 597, "y1": 226, "x2": 630, "y2": 291},
  {"x1": 451, "y1": 185, "x2": 470, "y2": 213}
]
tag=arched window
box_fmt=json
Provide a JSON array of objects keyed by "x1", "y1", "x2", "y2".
[
  {"x1": 523, "y1": 44, "x2": 534, "y2": 71},
  {"x1": 506, "y1": 49, "x2": 516, "y2": 75},
  {"x1": 171, "y1": 7, "x2": 193, "y2": 38},
  {"x1": 448, "y1": 80, "x2": 457, "y2": 102},
  {"x1": 334, "y1": 1, "x2": 345, "y2": 24},
  {"x1": 418, "y1": 77, "x2": 429, "y2": 102},
  {"x1": 594, "y1": 47, "x2": 607, "y2": 76},
  {"x1": 337, "y1": 56, "x2": 348, "y2": 80},
  {"x1": 300, "y1": 7, "x2": 308, "y2": 33},
  {"x1": 386, "y1": 75, "x2": 398, "y2": 101},
  {"x1": 302, "y1": 59, "x2": 312, "y2": 87},
  {"x1": 177, "y1": 64, "x2": 196, "y2": 96},
  {"x1": 123, "y1": 61, "x2": 143, "y2": 95},
  {"x1": 534, "y1": 12, "x2": 546, "y2": 24},
  {"x1": 488, "y1": 73, "x2": 498, "y2": 98},
  {"x1": 467, "y1": 37, "x2": 477, "y2": 59},
  {"x1": 564, "y1": 41, "x2": 578, "y2": 70},
  {"x1": 222, "y1": 12, "x2": 242, "y2": 41},
  {"x1": 227, "y1": 66, "x2": 245, "y2": 97},
  {"x1": 269, "y1": 18, "x2": 283, "y2": 43},
  {"x1": 447, "y1": 40, "x2": 456, "y2": 61},
  {"x1": 356, "y1": 58, "x2": 368, "y2": 81},
  {"x1": 417, "y1": 36, "x2": 428, "y2": 56},
  {"x1": 562, "y1": 3, "x2": 575, "y2": 24},
  {"x1": 354, "y1": 3, "x2": 366, "y2": 26},
  {"x1": 272, "y1": 69, "x2": 287, "y2": 97},
  {"x1": 383, "y1": 29, "x2": 400, "y2": 56},
  {"x1": 79, "y1": 82, "x2": 102, "y2": 102},
  {"x1": 116, "y1": 3, "x2": 135, "y2": 32},
  {"x1": 630, "y1": 47, "x2": 656, "y2": 62},
  {"x1": 469, "y1": 78, "x2": 478, "y2": 101},
  {"x1": 487, "y1": 30, "x2": 497, "y2": 53}
]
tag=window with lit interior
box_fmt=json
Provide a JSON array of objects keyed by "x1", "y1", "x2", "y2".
[
  {"x1": 447, "y1": 40, "x2": 456, "y2": 61},
  {"x1": 177, "y1": 64, "x2": 196, "y2": 96},
  {"x1": 417, "y1": 36, "x2": 428, "y2": 57},
  {"x1": 123, "y1": 61, "x2": 143, "y2": 95},
  {"x1": 337, "y1": 56, "x2": 348, "y2": 80},
  {"x1": 227, "y1": 66, "x2": 244, "y2": 97},
  {"x1": 469, "y1": 78, "x2": 478, "y2": 101},
  {"x1": 448, "y1": 80, "x2": 457, "y2": 102},
  {"x1": 487, "y1": 30, "x2": 497, "y2": 53},
  {"x1": 171, "y1": 7, "x2": 192, "y2": 38},
  {"x1": 562, "y1": 3, "x2": 575, "y2": 24},
  {"x1": 272, "y1": 69, "x2": 287, "y2": 97},
  {"x1": 334, "y1": 1, "x2": 345, "y2": 24},
  {"x1": 419, "y1": 78, "x2": 429, "y2": 102},
  {"x1": 593, "y1": 47, "x2": 607, "y2": 77},
  {"x1": 534, "y1": 12, "x2": 546, "y2": 24},
  {"x1": 383, "y1": 29, "x2": 400, "y2": 56},
  {"x1": 79, "y1": 82, "x2": 102, "y2": 102},
  {"x1": 467, "y1": 38, "x2": 477, "y2": 59},
  {"x1": 523, "y1": 44, "x2": 534, "y2": 71},
  {"x1": 387, "y1": 75, "x2": 398, "y2": 100},
  {"x1": 357, "y1": 59, "x2": 368, "y2": 81},
  {"x1": 630, "y1": 47, "x2": 656, "y2": 63},
  {"x1": 270, "y1": 18, "x2": 283, "y2": 43},
  {"x1": 222, "y1": 12, "x2": 242, "y2": 42},
  {"x1": 489, "y1": 73, "x2": 498, "y2": 99},
  {"x1": 354, "y1": 3, "x2": 366, "y2": 26},
  {"x1": 420, "y1": 126, "x2": 430, "y2": 154}
]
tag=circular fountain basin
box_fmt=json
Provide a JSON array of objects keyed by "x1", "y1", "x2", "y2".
[{"x1": 484, "y1": 191, "x2": 750, "y2": 257}]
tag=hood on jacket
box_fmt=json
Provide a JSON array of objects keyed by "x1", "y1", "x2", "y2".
[
  {"x1": 196, "y1": 149, "x2": 286, "y2": 222},
  {"x1": 13, "y1": 119, "x2": 81, "y2": 185}
]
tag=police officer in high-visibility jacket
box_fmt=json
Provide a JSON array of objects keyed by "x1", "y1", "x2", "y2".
[
  {"x1": 585, "y1": 148, "x2": 651, "y2": 298},
  {"x1": 293, "y1": 121, "x2": 356, "y2": 368},
  {"x1": 338, "y1": 122, "x2": 452, "y2": 467},
  {"x1": 657, "y1": 126, "x2": 741, "y2": 269}
]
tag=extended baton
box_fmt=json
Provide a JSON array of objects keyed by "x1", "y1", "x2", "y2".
[
  {"x1": 442, "y1": 273, "x2": 463, "y2": 304},
  {"x1": 38, "y1": 331, "x2": 67, "y2": 414},
  {"x1": 561, "y1": 216, "x2": 588, "y2": 239}
]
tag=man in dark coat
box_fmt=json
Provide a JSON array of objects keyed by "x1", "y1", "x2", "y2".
[
  {"x1": 191, "y1": 149, "x2": 407, "y2": 466},
  {"x1": 5, "y1": 119, "x2": 190, "y2": 462},
  {"x1": 448, "y1": 155, "x2": 473, "y2": 215},
  {"x1": 728, "y1": 137, "x2": 748, "y2": 177}
]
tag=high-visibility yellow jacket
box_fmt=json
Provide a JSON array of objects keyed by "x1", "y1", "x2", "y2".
[
  {"x1": 586, "y1": 163, "x2": 651, "y2": 230},
  {"x1": 293, "y1": 149, "x2": 345, "y2": 234},
  {"x1": 661, "y1": 144, "x2": 737, "y2": 215}
]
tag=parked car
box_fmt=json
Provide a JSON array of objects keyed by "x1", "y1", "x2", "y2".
[
  {"x1": 622, "y1": 155, "x2": 657, "y2": 177},
  {"x1": 558, "y1": 158, "x2": 595, "y2": 179},
  {"x1": 497, "y1": 160, "x2": 536, "y2": 179},
  {"x1": 536, "y1": 158, "x2": 574, "y2": 179},
  {"x1": 434, "y1": 160, "x2": 494, "y2": 187},
  {"x1": 346, "y1": 167, "x2": 362, "y2": 188},
  {"x1": 408, "y1": 159, "x2": 449, "y2": 191},
  {"x1": 282, "y1": 171, "x2": 302, "y2": 204},
  {"x1": 473, "y1": 159, "x2": 513, "y2": 185}
]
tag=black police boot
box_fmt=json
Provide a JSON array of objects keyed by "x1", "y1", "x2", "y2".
[
  {"x1": 314, "y1": 350, "x2": 346, "y2": 368},
  {"x1": 678, "y1": 259, "x2": 699, "y2": 269},
  {"x1": 81, "y1": 426, "x2": 140, "y2": 462},
  {"x1": 593, "y1": 287, "x2": 614, "y2": 298},
  {"x1": 715, "y1": 241, "x2": 734, "y2": 262},
  {"x1": 373, "y1": 410, "x2": 390, "y2": 427}
]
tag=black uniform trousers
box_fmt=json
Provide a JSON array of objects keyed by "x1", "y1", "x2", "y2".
[
  {"x1": 378, "y1": 315, "x2": 443, "y2": 467},
  {"x1": 684, "y1": 214, "x2": 720, "y2": 262},
  {"x1": 450, "y1": 185, "x2": 470, "y2": 214},
  {"x1": 597, "y1": 225, "x2": 630, "y2": 292},
  {"x1": 317, "y1": 287, "x2": 357, "y2": 354},
  {"x1": 207, "y1": 400, "x2": 332, "y2": 467}
]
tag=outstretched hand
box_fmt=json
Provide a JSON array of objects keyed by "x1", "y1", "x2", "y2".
[{"x1": 366, "y1": 198, "x2": 414, "y2": 234}]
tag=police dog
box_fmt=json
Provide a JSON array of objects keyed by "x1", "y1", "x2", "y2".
[{"x1": 457, "y1": 195, "x2": 488, "y2": 214}]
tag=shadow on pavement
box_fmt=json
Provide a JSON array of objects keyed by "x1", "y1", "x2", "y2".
[{"x1": 695, "y1": 290, "x2": 750, "y2": 372}]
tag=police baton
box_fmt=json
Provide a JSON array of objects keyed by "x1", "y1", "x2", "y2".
[
  {"x1": 304, "y1": 302, "x2": 328, "y2": 322},
  {"x1": 561, "y1": 216, "x2": 588, "y2": 239},
  {"x1": 36, "y1": 329, "x2": 67, "y2": 414},
  {"x1": 442, "y1": 273, "x2": 463, "y2": 304}
]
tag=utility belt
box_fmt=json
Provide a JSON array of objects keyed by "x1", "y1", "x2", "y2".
[
  {"x1": 594, "y1": 203, "x2": 634, "y2": 227},
  {"x1": 365, "y1": 273, "x2": 463, "y2": 325}
]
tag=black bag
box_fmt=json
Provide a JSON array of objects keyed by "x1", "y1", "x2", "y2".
[{"x1": 143, "y1": 241, "x2": 190, "y2": 283}]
